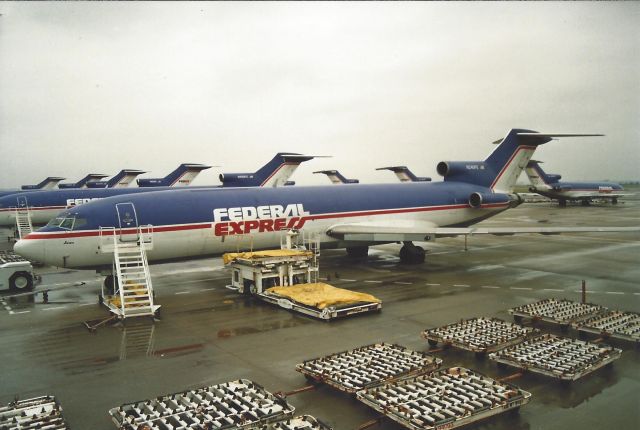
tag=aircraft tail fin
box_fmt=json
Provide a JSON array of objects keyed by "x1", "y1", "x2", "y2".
[
  {"x1": 220, "y1": 153, "x2": 326, "y2": 188},
  {"x1": 58, "y1": 174, "x2": 109, "y2": 189},
  {"x1": 21, "y1": 176, "x2": 66, "y2": 190},
  {"x1": 437, "y1": 130, "x2": 602, "y2": 193},
  {"x1": 137, "y1": 164, "x2": 212, "y2": 187},
  {"x1": 86, "y1": 169, "x2": 146, "y2": 188},
  {"x1": 376, "y1": 166, "x2": 431, "y2": 182},
  {"x1": 314, "y1": 170, "x2": 359, "y2": 184}
]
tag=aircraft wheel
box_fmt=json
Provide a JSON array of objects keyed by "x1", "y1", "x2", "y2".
[
  {"x1": 9, "y1": 271, "x2": 34, "y2": 291},
  {"x1": 612, "y1": 197, "x2": 618, "y2": 205},
  {"x1": 103, "y1": 275, "x2": 116, "y2": 296},
  {"x1": 400, "y1": 244, "x2": 425, "y2": 264},
  {"x1": 346, "y1": 246, "x2": 369, "y2": 259}
]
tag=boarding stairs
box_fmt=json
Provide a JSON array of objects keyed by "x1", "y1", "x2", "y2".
[
  {"x1": 14, "y1": 206, "x2": 33, "y2": 239},
  {"x1": 100, "y1": 226, "x2": 159, "y2": 319}
]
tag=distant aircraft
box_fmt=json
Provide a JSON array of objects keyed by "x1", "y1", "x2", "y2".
[
  {"x1": 21, "y1": 177, "x2": 66, "y2": 190},
  {"x1": 58, "y1": 174, "x2": 110, "y2": 189},
  {"x1": 17, "y1": 129, "x2": 637, "y2": 278},
  {"x1": 313, "y1": 170, "x2": 359, "y2": 184},
  {"x1": 86, "y1": 170, "x2": 147, "y2": 188},
  {"x1": 137, "y1": 164, "x2": 211, "y2": 187},
  {"x1": 376, "y1": 166, "x2": 431, "y2": 182},
  {"x1": 0, "y1": 153, "x2": 318, "y2": 227},
  {"x1": 525, "y1": 160, "x2": 628, "y2": 206},
  {"x1": 219, "y1": 153, "x2": 322, "y2": 188}
]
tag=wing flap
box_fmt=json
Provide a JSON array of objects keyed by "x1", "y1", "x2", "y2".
[{"x1": 327, "y1": 221, "x2": 640, "y2": 242}]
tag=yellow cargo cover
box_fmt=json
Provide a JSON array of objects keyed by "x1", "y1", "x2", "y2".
[
  {"x1": 223, "y1": 249, "x2": 312, "y2": 265},
  {"x1": 266, "y1": 282, "x2": 381, "y2": 309}
]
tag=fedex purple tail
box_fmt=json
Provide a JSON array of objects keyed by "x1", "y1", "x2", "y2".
[
  {"x1": 219, "y1": 153, "x2": 321, "y2": 188},
  {"x1": 21, "y1": 177, "x2": 66, "y2": 190},
  {"x1": 436, "y1": 129, "x2": 603, "y2": 193},
  {"x1": 137, "y1": 164, "x2": 212, "y2": 187}
]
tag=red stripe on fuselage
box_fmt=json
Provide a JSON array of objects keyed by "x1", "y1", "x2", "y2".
[{"x1": 22, "y1": 202, "x2": 509, "y2": 240}]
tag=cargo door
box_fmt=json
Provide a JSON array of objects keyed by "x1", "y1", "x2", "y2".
[
  {"x1": 16, "y1": 195, "x2": 28, "y2": 209},
  {"x1": 116, "y1": 202, "x2": 139, "y2": 242}
]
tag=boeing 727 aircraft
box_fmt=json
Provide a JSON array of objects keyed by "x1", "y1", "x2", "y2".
[
  {"x1": 58, "y1": 174, "x2": 110, "y2": 189},
  {"x1": 21, "y1": 177, "x2": 66, "y2": 190},
  {"x1": 525, "y1": 160, "x2": 628, "y2": 206},
  {"x1": 376, "y1": 166, "x2": 431, "y2": 182},
  {"x1": 16, "y1": 129, "x2": 637, "y2": 279},
  {"x1": 86, "y1": 169, "x2": 146, "y2": 188},
  {"x1": 137, "y1": 164, "x2": 211, "y2": 187},
  {"x1": 0, "y1": 153, "x2": 318, "y2": 227},
  {"x1": 314, "y1": 170, "x2": 360, "y2": 184}
]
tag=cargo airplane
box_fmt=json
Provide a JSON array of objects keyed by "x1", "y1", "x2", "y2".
[
  {"x1": 525, "y1": 160, "x2": 628, "y2": 206},
  {"x1": 16, "y1": 129, "x2": 639, "y2": 287},
  {"x1": 0, "y1": 177, "x2": 67, "y2": 199},
  {"x1": 0, "y1": 153, "x2": 318, "y2": 227},
  {"x1": 85, "y1": 169, "x2": 147, "y2": 188},
  {"x1": 376, "y1": 166, "x2": 431, "y2": 182},
  {"x1": 314, "y1": 170, "x2": 360, "y2": 184}
]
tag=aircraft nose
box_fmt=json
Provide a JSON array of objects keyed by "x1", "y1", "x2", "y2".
[{"x1": 14, "y1": 238, "x2": 46, "y2": 263}]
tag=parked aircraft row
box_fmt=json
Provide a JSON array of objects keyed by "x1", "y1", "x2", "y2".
[
  {"x1": 15, "y1": 129, "x2": 639, "y2": 286},
  {"x1": 0, "y1": 153, "x2": 320, "y2": 227},
  {"x1": 314, "y1": 166, "x2": 431, "y2": 184}
]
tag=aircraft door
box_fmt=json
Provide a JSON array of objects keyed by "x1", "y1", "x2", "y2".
[
  {"x1": 116, "y1": 202, "x2": 139, "y2": 242},
  {"x1": 16, "y1": 195, "x2": 28, "y2": 209}
]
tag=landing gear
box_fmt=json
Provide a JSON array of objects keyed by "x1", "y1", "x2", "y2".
[
  {"x1": 612, "y1": 197, "x2": 618, "y2": 205},
  {"x1": 346, "y1": 246, "x2": 369, "y2": 260},
  {"x1": 103, "y1": 275, "x2": 117, "y2": 296},
  {"x1": 558, "y1": 199, "x2": 567, "y2": 207},
  {"x1": 581, "y1": 200, "x2": 590, "y2": 206},
  {"x1": 399, "y1": 242, "x2": 425, "y2": 264}
]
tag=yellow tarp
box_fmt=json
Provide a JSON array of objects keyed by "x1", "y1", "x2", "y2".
[
  {"x1": 223, "y1": 249, "x2": 313, "y2": 265},
  {"x1": 266, "y1": 282, "x2": 381, "y2": 309}
]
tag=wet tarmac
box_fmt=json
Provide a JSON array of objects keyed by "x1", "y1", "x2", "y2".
[{"x1": 0, "y1": 197, "x2": 638, "y2": 429}]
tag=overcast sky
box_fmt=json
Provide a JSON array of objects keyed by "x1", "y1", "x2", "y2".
[{"x1": 1, "y1": 2, "x2": 638, "y2": 188}]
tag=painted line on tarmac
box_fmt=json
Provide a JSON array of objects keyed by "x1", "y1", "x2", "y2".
[
  {"x1": 364, "y1": 280, "x2": 383, "y2": 284},
  {"x1": 42, "y1": 307, "x2": 66, "y2": 311},
  {"x1": 394, "y1": 281, "x2": 413, "y2": 285},
  {"x1": 78, "y1": 303, "x2": 96, "y2": 307},
  {"x1": 454, "y1": 284, "x2": 470, "y2": 287},
  {"x1": 605, "y1": 291, "x2": 625, "y2": 295},
  {"x1": 481, "y1": 285, "x2": 500, "y2": 289},
  {"x1": 201, "y1": 287, "x2": 217, "y2": 291},
  {"x1": 12, "y1": 310, "x2": 30, "y2": 315},
  {"x1": 510, "y1": 287, "x2": 532, "y2": 291},
  {"x1": 175, "y1": 291, "x2": 190, "y2": 295},
  {"x1": 340, "y1": 279, "x2": 358, "y2": 282},
  {"x1": 543, "y1": 288, "x2": 564, "y2": 292},
  {"x1": 426, "y1": 283, "x2": 441, "y2": 286}
]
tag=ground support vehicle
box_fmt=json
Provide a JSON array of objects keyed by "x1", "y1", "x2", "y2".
[
  {"x1": 0, "y1": 250, "x2": 38, "y2": 292},
  {"x1": 509, "y1": 298, "x2": 605, "y2": 328},
  {"x1": 572, "y1": 310, "x2": 640, "y2": 344}
]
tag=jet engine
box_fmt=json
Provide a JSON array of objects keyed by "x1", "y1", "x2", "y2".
[{"x1": 468, "y1": 192, "x2": 522, "y2": 208}]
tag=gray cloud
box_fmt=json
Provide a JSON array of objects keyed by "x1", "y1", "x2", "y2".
[{"x1": 1, "y1": 2, "x2": 638, "y2": 187}]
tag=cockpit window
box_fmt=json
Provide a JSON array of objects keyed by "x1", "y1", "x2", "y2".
[
  {"x1": 59, "y1": 217, "x2": 74, "y2": 230},
  {"x1": 74, "y1": 218, "x2": 87, "y2": 229},
  {"x1": 47, "y1": 217, "x2": 64, "y2": 227}
]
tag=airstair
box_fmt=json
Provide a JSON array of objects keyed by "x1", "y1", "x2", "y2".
[
  {"x1": 13, "y1": 196, "x2": 33, "y2": 239},
  {"x1": 99, "y1": 225, "x2": 159, "y2": 319}
]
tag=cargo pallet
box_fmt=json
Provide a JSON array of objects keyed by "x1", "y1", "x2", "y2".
[
  {"x1": 509, "y1": 299, "x2": 605, "y2": 328},
  {"x1": 0, "y1": 395, "x2": 69, "y2": 430},
  {"x1": 296, "y1": 343, "x2": 442, "y2": 394},
  {"x1": 572, "y1": 310, "x2": 640, "y2": 344},
  {"x1": 258, "y1": 291, "x2": 381, "y2": 320},
  {"x1": 421, "y1": 317, "x2": 538, "y2": 354},
  {"x1": 357, "y1": 367, "x2": 531, "y2": 430},
  {"x1": 267, "y1": 415, "x2": 333, "y2": 430},
  {"x1": 108, "y1": 379, "x2": 295, "y2": 429},
  {"x1": 489, "y1": 334, "x2": 622, "y2": 381}
]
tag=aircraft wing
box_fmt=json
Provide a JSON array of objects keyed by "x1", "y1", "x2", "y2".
[{"x1": 326, "y1": 221, "x2": 640, "y2": 242}]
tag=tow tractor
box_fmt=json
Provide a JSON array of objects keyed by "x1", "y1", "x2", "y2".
[
  {"x1": 0, "y1": 250, "x2": 39, "y2": 292},
  {"x1": 224, "y1": 231, "x2": 382, "y2": 320}
]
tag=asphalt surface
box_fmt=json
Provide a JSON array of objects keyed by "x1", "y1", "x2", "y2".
[{"x1": 0, "y1": 196, "x2": 638, "y2": 429}]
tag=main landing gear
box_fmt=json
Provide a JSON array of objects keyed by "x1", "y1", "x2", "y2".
[{"x1": 399, "y1": 242, "x2": 425, "y2": 264}]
